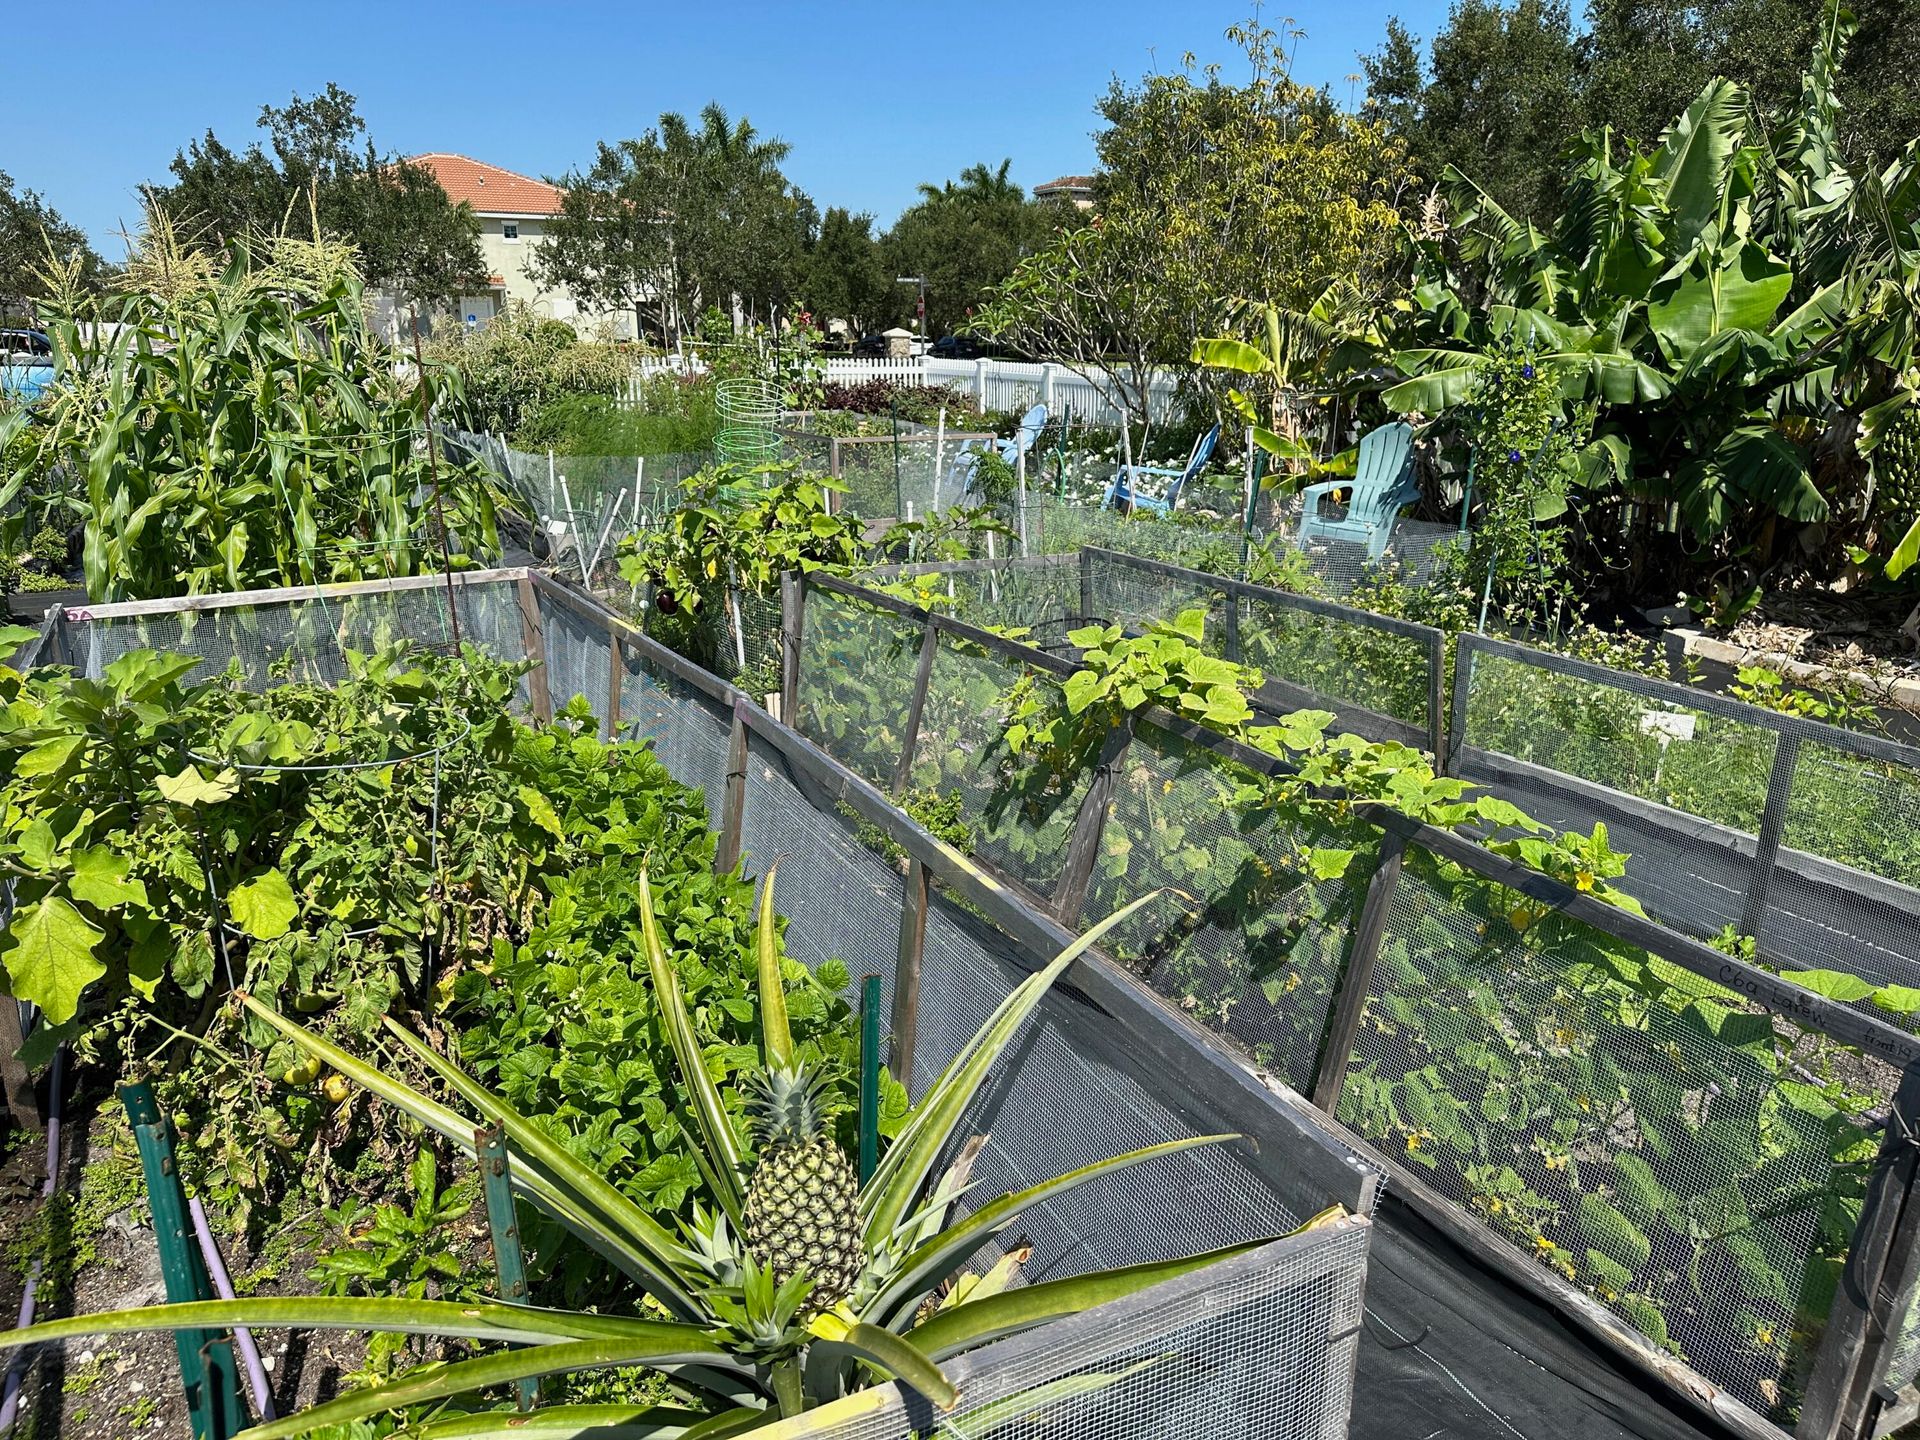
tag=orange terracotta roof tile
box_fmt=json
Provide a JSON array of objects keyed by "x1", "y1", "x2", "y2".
[{"x1": 409, "y1": 154, "x2": 562, "y2": 215}]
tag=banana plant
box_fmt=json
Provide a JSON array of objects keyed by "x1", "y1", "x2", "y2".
[{"x1": 0, "y1": 877, "x2": 1327, "y2": 1437}]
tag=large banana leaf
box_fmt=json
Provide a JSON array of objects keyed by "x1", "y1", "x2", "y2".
[
  {"x1": 1647, "y1": 242, "x2": 1795, "y2": 364},
  {"x1": 1655, "y1": 79, "x2": 1750, "y2": 258}
]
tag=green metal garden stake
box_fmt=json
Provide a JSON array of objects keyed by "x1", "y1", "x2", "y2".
[
  {"x1": 119, "y1": 1082, "x2": 248, "y2": 1440},
  {"x1": 858, "y1": 975, "x2": 883, "y2": 1185},
  {"x1": 476, "y1": 1125, "x2": 538, "y2": 1412}
]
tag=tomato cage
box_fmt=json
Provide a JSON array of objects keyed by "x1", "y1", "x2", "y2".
[
  {"x1": 778, "y1": 552, "x2": 1920, "y2": 1440},
  {"x1": 14, "y1": 564, "x2": 1382, "y2": 1440}
]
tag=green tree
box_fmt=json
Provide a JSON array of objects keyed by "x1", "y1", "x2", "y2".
[
  {"x1": 881, "y1": 160, "x2": 1067, "y2": 336},
  {"x1": 980, "y1": 18, "x2": 1409, "y2": 438},
  {"x1": 0, "y1": 171, "x2": 107, "y2": 317},
  {"x1": 152, "y1": 84, "x2": 486, "y2": 306},
  {"x1": 533, "y1": 104, "x2": 810, "y2": 346},
  {"x1": 800, "y1": 207, "x2": 896, "y2": 334},
  {"x1": 1362, "y1": 2, "x2": 1581, "y2": 220}
]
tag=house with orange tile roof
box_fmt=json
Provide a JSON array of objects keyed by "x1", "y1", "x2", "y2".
[{"x1": 380, "y1": 153, "x2": 640, "y2": 339}]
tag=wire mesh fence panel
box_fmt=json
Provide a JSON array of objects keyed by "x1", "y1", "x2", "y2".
[
  {"x1": 793, "y1": 586, "x2": 927, "y2": 789},
  {"x1": 900, "y1": 558, "x2": 1085, "y2": 650},
  {"x1": 1025, "y1": 493, "x2": 1251, "y2": 576},
  {"x1": 1237, "y1": 592, "x2": 1436, "y2": 746},
  {"x1": 798, "y1": 1221, "x2": 1370, "y2": 1440},
  {"x1": 68, "y1": 578, "x2": 527, "y2": 690},
  {"x1": 1336, "y1": 844, "x2": 1893, "y2": 1426},
  {"x1": 1080, "y1": 720, "x2": 1377, "y2": 1096},
  {"x1": 915, "y1": 889, "x2": 1314, "y2": 1276},
  {"x1": 1770, "y1": 737, "x2": 1920, "y2": 988},
  {"x1": 616, "y1": 651, "x2": 734, "y2": 819},
  {"x1": 535, "y1": 589, "x2": 613, "y2": 723},
  {"x1": 905, "y1": 635, "x2": 1094, "y2": 900},
  {"x1": 738, "y1": 733, "x2": 903, "y2": 1023},
  {"x1": 1082, "y1": 548, "x2": 1230, "y2": 641},
  {"x1": 1456, "y1": 644, "x2": 1776, "y2": 942}
]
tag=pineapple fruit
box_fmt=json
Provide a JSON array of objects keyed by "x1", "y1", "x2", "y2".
[{"x1": 743, "y1": 1065, "x2": 867, "y2": 1311}]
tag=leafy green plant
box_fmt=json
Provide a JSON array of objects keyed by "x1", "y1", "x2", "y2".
[{"x1": 0, "y1": 884, "x2": 1325, "y2": 1435}]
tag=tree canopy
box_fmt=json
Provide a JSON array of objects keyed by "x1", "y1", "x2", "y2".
[
  {"x1": 880, "y1": 160, "x2": 1071, "y2": 335},
  {"x1": 1368, "y1": 0, "x2": 1920, "y2": 223},
  {"x1": 151, "y1": 84, "x2": 486, "y2": 306},
  {"x1": 530, "y1": 104, "x2": 810, "y2": 344},
  {"x1": 0, "y1": 171, "x2": 107, "y2": 316}
]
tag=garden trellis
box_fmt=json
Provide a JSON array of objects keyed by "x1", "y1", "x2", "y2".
[
  {"x1": 25, "y1": 564, "x2": 1381, "y2": 1440},
  {"x1": 777, "y1": 553, "x2": 1920, "y2": 1440}
]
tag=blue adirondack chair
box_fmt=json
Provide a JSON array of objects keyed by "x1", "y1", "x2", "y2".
[
  {"x1": 1296, "y1": 422, "x2": 1418, "y2": 560},
  {"x1": 1104, "y1": 423, "x2": 1220, "y2": 516}
]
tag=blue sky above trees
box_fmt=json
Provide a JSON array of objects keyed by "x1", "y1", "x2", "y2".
[{"x1": 7, "y1": 0, "x2": 1427, "y2": 251}]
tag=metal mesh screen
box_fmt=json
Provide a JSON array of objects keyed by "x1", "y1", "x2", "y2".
[
  {"x1": 927, "y1": 559, "x2": 1084, "y2": 650},
  {"x1": 1456, "y1": 641, "x2": 1920, "y2": 1012},
  {"x1": 1080, "y1": 720, "x2": 1376, "y2": 1095},
  {"x1": 797, "y1": 1221, "x2": 1370, "y2": 1440},
  {"x1": 1336, "y1": 844, "x2": 1889, "y2": 1424},
  {"x1": 67, "y1": 578, "x2": 527, "y2": 690},
  {"x1": 794, "y1": 587, "x2": 926, "y2": 789},
  {"x1": 536, "y1": 590, "x2": 613, "y2": 723},
  {"x1": 905, "y1": 635, "x2": 1092, "y2": 900},
  {"x1": 783, "y1": 427, "x2": 990, "y2": 519},
  {"x1": 615, "y1": 650, "x2": 732, "y2": 819}
]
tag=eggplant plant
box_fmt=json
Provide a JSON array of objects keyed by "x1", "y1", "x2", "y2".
[{"x1": 0, "y1": 879, "x2": 1323, "y2": 1436}]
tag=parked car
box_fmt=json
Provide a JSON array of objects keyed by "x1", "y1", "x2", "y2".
[
  {"x1": 930, "y1": 333, "x2": 986, "y2": 360},
  {"x1": 852, "y1": 332, "x2": 890, "y2": 357},
  {"x1": 0, "y1": 328, "x2": 52, "y2": 362},
  {"x1": 0, "y1": 331, "x2": 53, "y2": 402}
]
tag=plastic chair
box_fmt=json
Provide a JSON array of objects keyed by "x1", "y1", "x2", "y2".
[
  {"x1": 1104, "y1": 424, "x2": 1220, "y2": 516},
  {"x1": 1296, "y1": 422, "x2": 1418, "y2": 560}
]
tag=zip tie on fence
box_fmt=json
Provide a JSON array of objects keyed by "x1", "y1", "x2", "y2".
[{"x1": 0, "y1": 1044, "x2": 66, "y2": 1434}]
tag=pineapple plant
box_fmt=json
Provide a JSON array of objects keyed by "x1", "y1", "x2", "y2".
[
  {"x1": 0, "y1": 875, "x2": 1346, "y2": 1435},
  {"x1": 742, "y1": 1065, "x2": 866, "y2": 1310}
]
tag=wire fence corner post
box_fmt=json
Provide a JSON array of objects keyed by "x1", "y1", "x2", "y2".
[
  {"x1": 780, "y1": 571, "x2": 806, "y2": 725},
  {"x1": 1738, "y1": 732, "x2": 1802, "y2": 942},
  {"x1": 1442, "y1": 633, "x2": 1478, "y2": 777},
  {"x1": 515, "y1": 577, "x2": 553, "y2": 723},
  {"x1": 1310, "y1": 829, "x2": 1411, "y2": 1114},
  {"x1": 891, "y1": 618, "x2": 942, "y2": 797},
  {"x1": 1050, "y1": 719, "x2": 1134, "y2": 926},
  {"x1": 716, "y1": 706, "x2": 751, "y2": 875},
  {"x1": 120, "y1": 1081, "x2": 248, "y2": 1439},
  {"x1": 1427, "y1": 627, "x2": 1448, "y2": 764},
  {"x1": 890, "y1": 857, "x2": 929, "y2": 1089},
  {"x1": 1077, "y1": 547, "x2": 1097, "y2": 627},
  {"x1": 1799, "y1": 1064, "x2": 1920, "y2": 1440},
  {"x1": 476, "y1": 1124, "x2": 538, "y2": 1412}
]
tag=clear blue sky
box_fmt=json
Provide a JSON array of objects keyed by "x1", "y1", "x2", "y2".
[{"x1": 7, "y1": 0, "x2": 1441, "y2": 254}]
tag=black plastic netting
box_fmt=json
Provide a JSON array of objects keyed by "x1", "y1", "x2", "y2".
[
  {"x1": 793, "y1": 586, "x2": 927, "y2": 789},
  {"x1": 1078, "y1": 718, "x2": 1377, "y2": 1094},
  {"x1": 1335, "y1": 843, "x2": 1891, "y2": 1426}
]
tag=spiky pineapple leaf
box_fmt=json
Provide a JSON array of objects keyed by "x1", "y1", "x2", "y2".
[
  {"x1": 638, "y1": 869, "x2": 748, "y2": 1223},
  {"x1": 233, "y1": 1334, "x2": 751, "y2": 1440},
  {"x1": 807, "y1": 1309, "x2": 959, "y2": 1411},
  {"x1": 861, "y1": 892, "x2": 1167, "y2": 1245},
  {"x1": 755, "y1": 862, "x2": 793, "y2": 1069},
  {"x1": 415, "y1": 1404, "x2": 718, "y2": 1438}
]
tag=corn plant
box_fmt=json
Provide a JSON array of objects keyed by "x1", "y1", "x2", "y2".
[
  {"x1": 0, "y1": 879, "x2": 1324, "y2": 1436},
  {"x1": 2, "y1": 224, "x2": 500, "y2": 601}
]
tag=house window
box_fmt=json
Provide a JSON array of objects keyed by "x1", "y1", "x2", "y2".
[{"x1": 502, "y1": 221, "x2": 519, "y2": 242}]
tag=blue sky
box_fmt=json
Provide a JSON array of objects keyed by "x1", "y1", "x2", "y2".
[{"x1": 8, "y1": 1, "x2": 1439, "y2": 254}]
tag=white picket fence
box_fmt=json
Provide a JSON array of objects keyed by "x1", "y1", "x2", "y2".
[{"x1": 626, "y1": 354, "x2": 1185, "y2": 426}]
